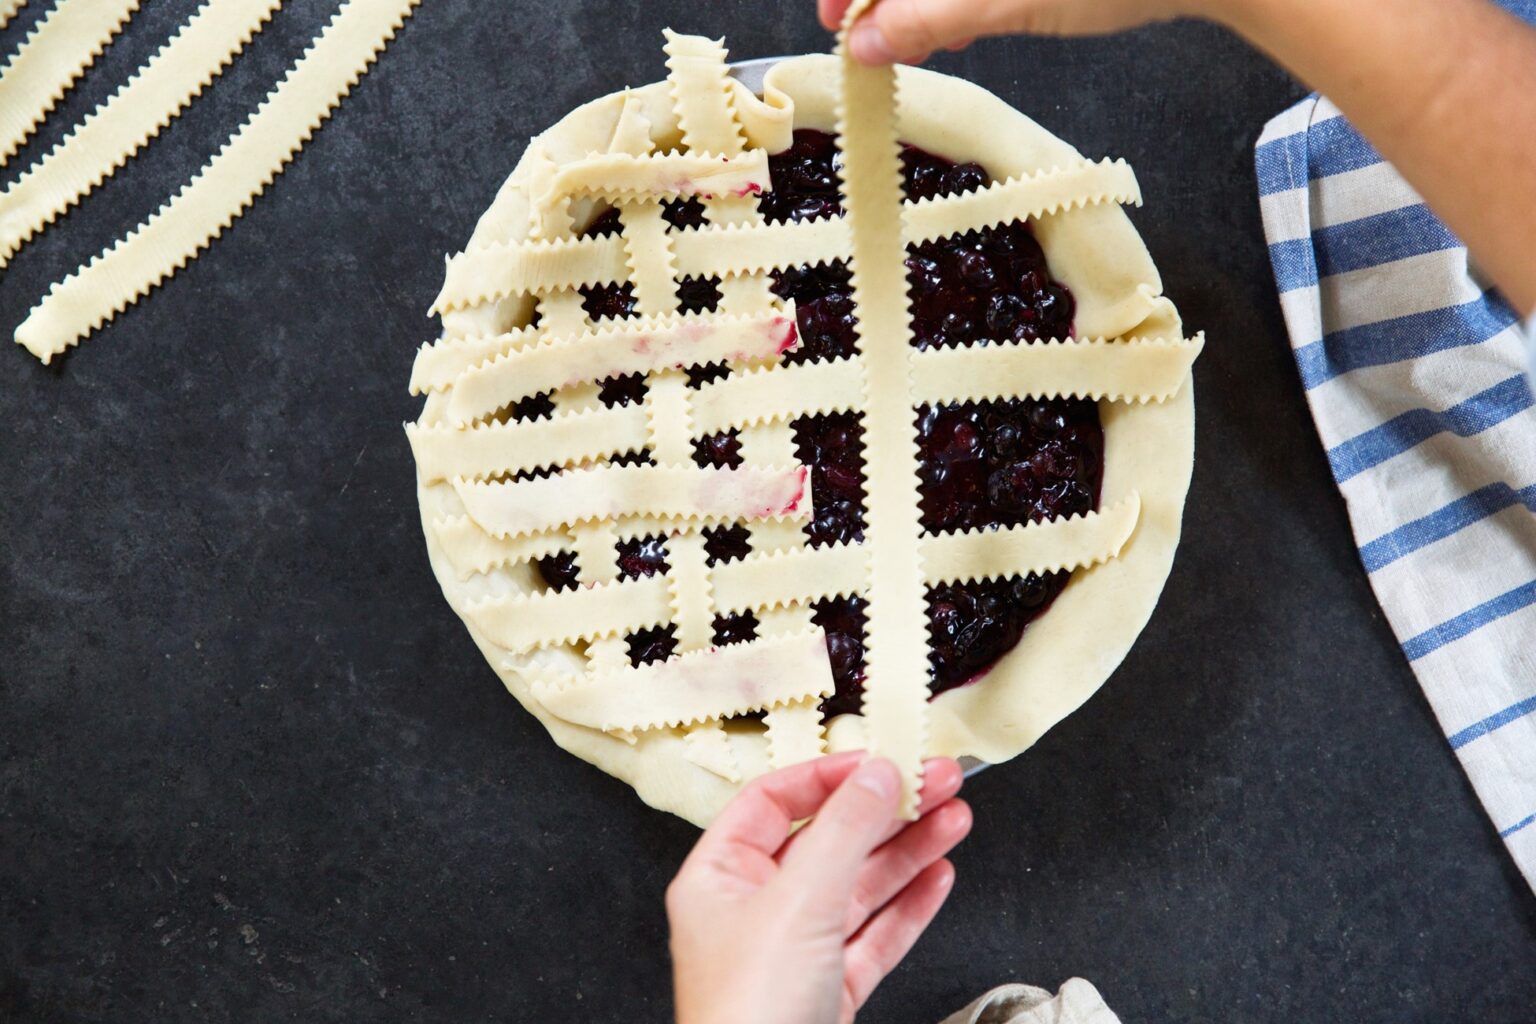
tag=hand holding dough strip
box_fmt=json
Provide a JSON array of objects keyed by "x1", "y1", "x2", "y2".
[
  {"x1": 13, "y1": 0, "x2": 421, "y2": 363},
  {"x1": 0, "y1": 0, "x2": 140, "y2": 165},
  {"x1": 0, "y1": 0, "x2": 282, "y2": 267}
]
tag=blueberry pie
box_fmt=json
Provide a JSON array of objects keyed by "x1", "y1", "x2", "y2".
[{"x1": 406, "y1": 23, "x2": 1202, "y2": 824}]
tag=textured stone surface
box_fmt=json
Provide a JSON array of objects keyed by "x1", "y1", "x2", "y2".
[{"x1": 1, "y1": 2, "x2": 1532, "y2": 1022}]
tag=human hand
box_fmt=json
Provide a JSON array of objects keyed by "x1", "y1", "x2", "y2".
[
  {"x1": 668, "y1": 752, "x2": 972, "y2": 1024},
  {"x1": 819, "y1": 0, "x2": 1214, "y2": 64}
]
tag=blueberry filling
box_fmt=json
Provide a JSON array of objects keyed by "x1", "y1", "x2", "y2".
[{"x1": 539, "y1": 130, "x2": 1103, "y2": 716}]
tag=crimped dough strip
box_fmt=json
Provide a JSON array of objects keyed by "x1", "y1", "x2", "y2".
[
  {"x1": 443, "y1": 309, "x2": 798, "y2": 425},
  {"x1": 0, "y1": 0, "x2": 28, "y2": 31},
  {"x1": 458, "y1": 497, "x2": 1142, "y2": 653},
  {"x1": 0, "y1": 0, "x2": 139, "y2": 164},
  {"x1": 453, "y1": 465, "x2": 811, "y2": 540},
  {"x1": 0, "y1": 0, "x2": 282, "y2": 266},
  {"x1": 433, "y1": 158, "x2": 1145, "y2": 314},
  {"x1": 528, "y1": 629, "x2": 835, "y2": 733},
  {"x1": 831, "y1": 0, "x2": 931, "y2": 816},
  {"x1": 13, "y1": 0, "x2": 421, "y2": 363}
]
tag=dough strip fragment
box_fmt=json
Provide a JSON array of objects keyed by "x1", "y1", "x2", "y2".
[
  {"x1": 445, "y1": 309, "x2": 798, "y2": 426},
  {"x1": 528, "y1": 628, "x2": 834, "y2": 733},
  {"x1": 13, "y1": 0, "x2": 422, "y2": 363},
  {"x1": 453, "y1": 464, "x2": 811, "y2": 540},
  {"x1": 0, "y1": 0, "x2": 27, "y2": 31},
  {"x1": 0, "y1": 0, "x2": 282, "y2": 266},
  {"x1": 0, "y1": 0, "x2": 140, "y2": 164}
]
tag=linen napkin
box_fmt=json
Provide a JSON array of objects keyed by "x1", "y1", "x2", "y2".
[
  {"x1": 1253, "y1": 45, "x2": 1536, "y2": 889},
  {"x1": 939, "y1": 979, "x2": 1122, "y2": 1024}
]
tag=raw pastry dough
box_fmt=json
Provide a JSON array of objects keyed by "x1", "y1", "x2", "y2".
[{"x1": 409, "y1": 29, "x2": 1200, "y2": 825}]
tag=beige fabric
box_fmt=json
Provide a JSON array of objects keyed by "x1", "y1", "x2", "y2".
[{"x1": 939, "y1": 979, "x2": 1122, "y2": 1024}]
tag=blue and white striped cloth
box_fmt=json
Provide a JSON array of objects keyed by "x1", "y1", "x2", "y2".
[{"x1": 1254, "y1": 45, "x2": 1536, "y2": 888}]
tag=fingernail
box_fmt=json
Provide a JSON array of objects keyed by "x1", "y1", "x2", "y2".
[
  {"x1": 849, "y1": 21, "x2": 897, "y2": 64},
  {"x1": 852, "y1": 758, "x2": 898, "y2": 800}
]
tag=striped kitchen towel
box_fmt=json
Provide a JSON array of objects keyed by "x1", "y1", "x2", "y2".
[{"x1": 1254, "y1": 66, "x2": 1536, "y2": 887}]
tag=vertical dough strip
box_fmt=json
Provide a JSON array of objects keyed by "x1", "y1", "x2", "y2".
[{"x1": 835, "y1": 1, "x2": 931, "y2": 817}]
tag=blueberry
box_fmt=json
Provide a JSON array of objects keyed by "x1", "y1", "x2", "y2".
[
  {"x1": 942, "y1": 162, "x2": 987, "y2": 196},
  {"x1": 959, "y1": 251, "x2": 995, "y2": 290}
]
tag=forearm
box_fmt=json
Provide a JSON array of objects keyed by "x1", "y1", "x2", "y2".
[{"x1": 1216, "y1": 0, "x2": 1536, "y2": 312}]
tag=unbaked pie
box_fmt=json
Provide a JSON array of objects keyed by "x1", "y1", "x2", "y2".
[{"x1": 406, "y1": 20, "x2": 1202, "y2": 825}]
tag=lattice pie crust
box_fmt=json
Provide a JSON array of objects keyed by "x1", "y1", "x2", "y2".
[{"x1": 407, "y1": 25, "x2": 1200, "y2": 826}]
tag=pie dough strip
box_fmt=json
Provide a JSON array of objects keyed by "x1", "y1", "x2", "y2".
[
  {"x1": 550, "y1": 150, "x2": 770, "y2": 202},
  {"x1": 921, "y1": 493, "x2": 1142, "y2": 585},
  {"x1": 0, "y1": 1, "x2": 27, "y2": 31},
  {"x1": 462, "y1": 497, "x2": 1140, "y2": 649},
  {"x1": 567, "y1": 522, "x2": 633, "y2": 693},
  {"x1": 903, "y1": 159, "x2": 1141, "y2": 246},
  {"x1": 527, "y1": 628, "x2": 834, "y2": 733},
  {"x1": 433, "y1": 235, "x2": 629, "y2": 314},
  {"x1": 713, "y1": 496, "x2": 1142, "y2": 613},
  {"x1": 431, "y1": 515, "x2": 568, "y2": 581},
  {"x1": 453, "y1": 464, "x2": 812, "y2": 540},
  {"x1": 0, "y1": 0, "x2": 283, "y2": 266},
  {"x1": 834, "y1": 3, "x2": 932, "y2": 815},
  {"x1": 431, "y1": 512, "x2": 678, "y2": 581},
  {"x1": 406, "y1": 405, "x2": 651, "y2": 484},
  {"x1": 444, "y1": 310, "x2": 799, "y2": 426},
  {"x1": 910, "y1": 335, "x2": 1206, "y2": 406},
  {"x1": 663, "y1": 30, "x2": 747, "y2": 157},
  {"x1": 0, "y1": 0, "x2": 140, "y2": 165},
  {"x1": 669, "y1": 530, "x2": 742, "y2": 782},
  {"x1": 409, "y1": 325, "x2": 541, "y2": 395},
  {"x1": 636, "y1": 149, "x2": 743, "y2": 786},
  {"x1": 690, "y1": 336, "x2": 1203, "y2": 434},
  {"x1": 469, "y1": 575, "x2": 672, "y2": 653},
  {"x1": 665, "y1": 35, "x2": 816, "y2": 770},
  {"x1": 692, "y1": 357, "x2": 864, "y2": 434},
  {"x1": 726, "y1": 76, "x2": 794, "y2": 156},
  {"x1": 664, "y1": 30, "x2": 778, "y2": 312},
  {"x1": 12, "y1": 0, "x2": 422, "y2": 363},
  {"x1": 433, "y1": 160, "x2": 1138, "y2": 314}
]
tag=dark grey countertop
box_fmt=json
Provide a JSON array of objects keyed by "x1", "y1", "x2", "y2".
[{"x1": 3, "y1": 2, "x2": 1533, "y2": 1021}]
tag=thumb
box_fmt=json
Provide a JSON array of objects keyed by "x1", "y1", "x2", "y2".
[
  {"x1": 775, "y1": 758, "x2": 902, "y2": 912},
  {"x1": 849, "y1": 0, "x2": 974, "y2": 63}
]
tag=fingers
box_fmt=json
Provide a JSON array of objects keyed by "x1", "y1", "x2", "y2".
[
  {"x1": 864, "y1": 757, "x2": 963, "y2": 848},
  {"x1": 688, "y1": 751, "x2": 864, "y2": 867},
  {"x1": 844, "y1": 0, "x2": 1173, "y2": 64},
  {"x1": 776, "y1": 757, "x2": 964, "y2": 865},
  {"x1": 840, "y1": 859, "x2": 957, "y2": 1020},
  {"x1": 843, "y1": 798, "x2": 970, "y2": 936},
  {"x1": 773, "y1": 758, "x2": 903, "y2": 906},
  {"x1": 849, "y1": 0, "x2": 983, "y2": 64},
  {"x1": 818, "y1": 0, "x2": 855, "y2": 30}
]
